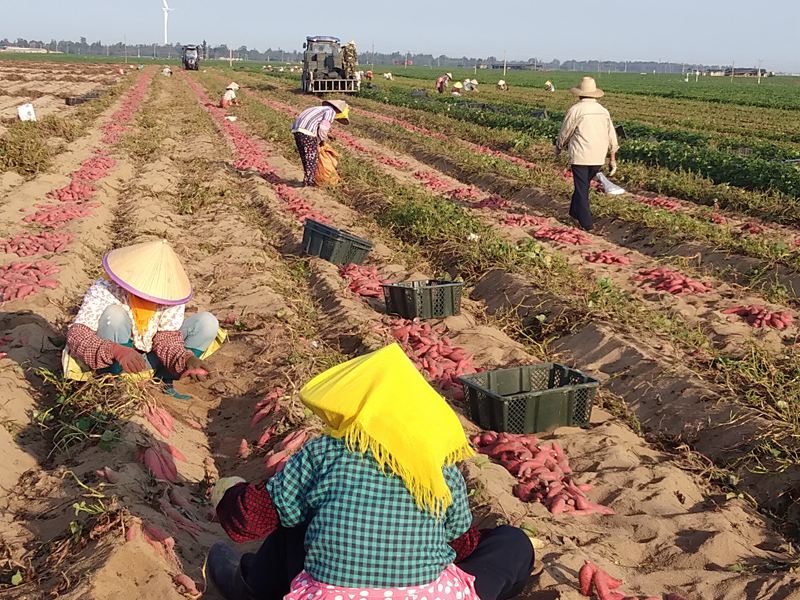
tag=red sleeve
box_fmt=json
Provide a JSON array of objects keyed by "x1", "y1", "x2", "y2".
[
  {"x1": 67, "y1": 324, "x2": 116, "y2": 370},
  {"x1": 216, "y1": 482, "x2": 281, "y2": 543},
  {"x1": 450, "y1": 525, "x2": 482, "y2": 562},
  {"x1": 151, "y1": 330, "x2": 192, "y2": 375}
]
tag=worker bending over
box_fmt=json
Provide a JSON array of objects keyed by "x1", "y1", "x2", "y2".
[
  {"x1": 436, "y1": 72, "x2": 453, "y2": 93},
  {"x1": 220, "y1": 82, "x2": 240, "y2": 108},
  {"x1": 291, "y1": 100, "x2": 350, "y2": 186}
]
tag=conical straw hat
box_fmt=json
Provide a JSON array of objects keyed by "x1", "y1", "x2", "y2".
[
  {"x1": 323, "y1": 99, "x2": 350, "y2": 124},
  {"x1": 102, "y1": 240, "x2": 193, "y2": 305}
]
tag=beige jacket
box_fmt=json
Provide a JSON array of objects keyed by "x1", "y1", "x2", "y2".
[{"x1": 557, "y1": 98, "x2": 619, "y2": 166}]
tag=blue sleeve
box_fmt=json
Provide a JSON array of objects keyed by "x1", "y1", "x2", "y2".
[{"x1": 442, "y1": 465, "x2": 472, "y2": 541}]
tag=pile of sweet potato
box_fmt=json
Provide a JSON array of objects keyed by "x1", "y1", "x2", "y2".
[
  {"x1": 47, "y1": 180, "x2": 96, "y2": 202},
  {"x1": 634, "y1": 267, "x2": 712, "y2": 295},
  {"x1": 0, "y1": 232, "x2": 73, "y2": 256},
  {"x1": 101, "y1": 72, "x2": 152, "y2": 144},
  {"x1": 533, "y1": 226, "x2": 592, "y2": 246},
  {"x1": 0, "y1": 260, "x2": 60, "y2": 301},
  {"x1": 503, "y1": 213, "x2": 546, "y2": 228},
  {"x1": 472, "y1": 196, "x2": 512, "y2": 210},
  {"x1": 23, "y1": 201, "x2": 100, "y2": 228},
  {"x1": 414, "y1": 170, "x2": 452, "y2": 192},
  {"x1": 339, "y1": 264, "x2": 384, "y2": 298},
  {"x1": 389, "y1": 318, "x2": 477, "y2": 398},
  {"x1": 448, "y1": 186, "x2": 482, "y2": 201},
  {"x1": 634, "y1": 195, "x2": 682, "y2": 212},
  {"x1": 376, "y1": 155, "x2": 411, "y2": 169},
  {"x1": 473, "y1": 432, "x2": 613, "y2": 517},
  {"x1": 722, "y1": 305, "x2": 794, "y2": 329},
  {"x1": 584, "y1": 251, "x2": 631, "y2": 265}
]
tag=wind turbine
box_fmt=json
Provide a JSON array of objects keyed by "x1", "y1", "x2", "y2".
[{"x1": 162, "y1": 0, "x2": 174, "y2": 45}]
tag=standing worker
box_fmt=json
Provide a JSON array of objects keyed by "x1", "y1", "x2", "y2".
[
  {"x1": 555, "y1": 77, "x2": 619, "y2": 231},
  {"x1": 206, "y1": 344, "x2": 535, "y2": 600},
  {"x1": 291, "y1": 100, "x2": 350, "y2": 186},
  {"x1": 342, "y1": 40, "x2": 358, "y2": 78},
  {"x1": 220, "y1": 82, "x2": 240, "y2": 109}
]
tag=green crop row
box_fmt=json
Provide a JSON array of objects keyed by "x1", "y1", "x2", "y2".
[
  {"x1": 359, "y1": 86, "x2": 800, "y2": 198},
  {"x1": 621, "y1": 140, "x2": 800, "y2": 198}
]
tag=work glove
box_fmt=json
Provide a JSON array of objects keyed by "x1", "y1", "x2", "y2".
[
  {"x1": 182, "y1": 355, "x2": 212, "y2": 381},
  {"x1": 211, "y1": 476, "x2": 246, "y2": 509},
  {"x1": 609, "y1": 159, "x2": 618, "y2": 177},
  {"x1": 110, "y1": 344, "x2": 148, "y2": 373}
]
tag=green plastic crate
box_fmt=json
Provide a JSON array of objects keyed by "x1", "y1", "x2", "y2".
[
  {"x1": 302, "y1": 219, "x2": 373, "y2": 266},
  {"x1": 458, "y1": 364, "x2": 598, "y2": 434},
  {"x1": 381, "y1": 280, "x2": 463, "y2": 319}
]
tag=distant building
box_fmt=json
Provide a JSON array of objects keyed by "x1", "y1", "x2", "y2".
[
  {"x1": 0, "y1": 46, "x2": 55, "y2": 54},
  {"x1": 489, "y1": 62, "x2": 543, "y2": 71},
  {"x1": 719, "y1": 67, "x2": 772, "y2": 77}
]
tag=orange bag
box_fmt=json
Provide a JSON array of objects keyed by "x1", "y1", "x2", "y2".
[{"x1": 315, "y1": 144, "x2": 341, "y2": 186}]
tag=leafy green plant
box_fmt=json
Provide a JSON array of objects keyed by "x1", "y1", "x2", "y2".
[{"x1": 34, "y1": 370, "x2": 150, "y2": 457}]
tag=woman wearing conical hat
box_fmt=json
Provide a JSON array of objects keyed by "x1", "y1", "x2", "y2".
[
  {"x1": 207, "y1": 344, "x2": 534, "y2": 600},
  {"x1": 65, "y1": 240, "x2": 220, "y2": 382}
]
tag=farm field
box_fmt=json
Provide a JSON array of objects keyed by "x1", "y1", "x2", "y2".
[{"x1": 0, "y1": 59, "x2": 799, "y2": 600}]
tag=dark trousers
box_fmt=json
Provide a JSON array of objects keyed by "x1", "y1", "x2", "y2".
[
  {"x1": 240, "y1": 524, "x2": 534, "y2": 600},
  {"x1": 569, "y1": 165, "x2": 601, "y2": 231},
  {"x1": 294, "y1": 132, "x2": 320, "y2": 186}
]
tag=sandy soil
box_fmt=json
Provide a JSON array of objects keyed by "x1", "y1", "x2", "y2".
[{"x1": 0, "y1": 64, "x2": 798, "y2": 600}]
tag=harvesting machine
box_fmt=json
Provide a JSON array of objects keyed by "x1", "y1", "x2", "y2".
[
  {"x1": 182, "y1": 45, "x2": 200, "y2": 71},
  {"x1": 301, "y1": 36, "x2": 359, "y2": 94}
]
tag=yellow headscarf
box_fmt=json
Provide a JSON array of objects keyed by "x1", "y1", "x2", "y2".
[{"x1": 300, "y1": 343, "x2": 473, "y2": 516}]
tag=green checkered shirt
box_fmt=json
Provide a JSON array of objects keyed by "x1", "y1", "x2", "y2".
[{"x1": 266, "y1": 435, "x2": 472, "y2": 588}]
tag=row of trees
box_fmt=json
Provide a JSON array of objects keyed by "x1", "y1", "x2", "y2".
[{"x1": 1, "y1": 38, "x2": 734, "y2": 72}]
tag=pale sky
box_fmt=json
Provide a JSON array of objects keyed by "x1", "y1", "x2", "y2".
[{"x1": 1, "y1": 0, "x2": 798, "y2": 71}]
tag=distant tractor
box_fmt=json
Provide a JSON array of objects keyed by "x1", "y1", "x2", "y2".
[
  {"x1": 182, "y1": 45, "x2": 200, "y2": 71},
  {"x1": 301, "y1": 36, "x2": 359, "y2": 94}
]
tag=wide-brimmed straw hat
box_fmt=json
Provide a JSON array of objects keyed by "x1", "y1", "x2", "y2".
[
  {"x1": 471, "y1": 79, "x2": 478, "y2": 85},
  {"x1": 452, "y1": 81, "x2": 463, "y2": 89},
  {"x1": 323, "y1": 99, "x2": 350, "y2": 124},
  {"x1": 103, "y1": 240, "x2": 193, "y2": 305},
  {"x1": 570, "y1": 76, "x2": 604, "y2": 98}
]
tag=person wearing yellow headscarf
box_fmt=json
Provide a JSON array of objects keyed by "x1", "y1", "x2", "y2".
[
  {"x1": 208, "y1": 344, "x2": 534, "y2": 600},
  {"x1": 65, "y1": 240, "x2": 223, "y2": 385}
]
